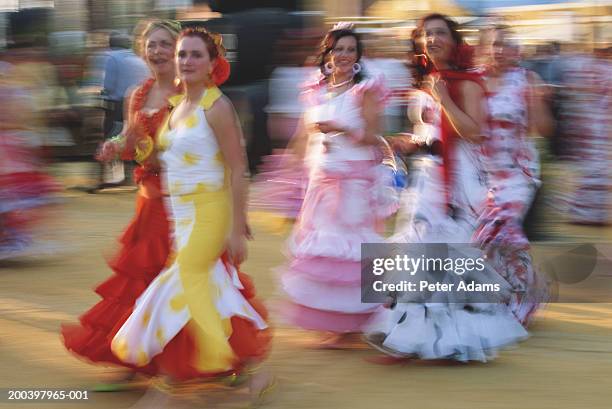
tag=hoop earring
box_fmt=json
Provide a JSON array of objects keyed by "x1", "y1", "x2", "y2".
[
  {"x1": 323, "y1": 62, "x2": 334, "y2": 76},
  {"x1": 352, "y1": 62, "x2": 362, "y2": 75}
]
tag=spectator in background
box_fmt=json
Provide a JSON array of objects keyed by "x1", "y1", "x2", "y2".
[
  {"x1": 93, "y1": 32, "x2": 150, "y2": 191},
  {"x1": 558, "y1": 48, "x2": 612, "y2": 225}
]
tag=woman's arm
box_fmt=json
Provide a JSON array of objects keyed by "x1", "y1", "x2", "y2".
[
  {"x1": 315, "y1": 87, "x2": 383, "y2": 145},
  {"x1": 97, "y1": 90, "x2": 136, "y2": 162},
  {"x1": 207, "y1": 95, "x2": 249, "y2": 264},
  {"x1": 359, "y1": 88, "x2": 383, "y2": 145},
  {"x1": 433, "y1": 79, "x2": 486, "y2": 143},
  {"x1": 527, "y1": 71, "x2": 554, "y2": 137}
]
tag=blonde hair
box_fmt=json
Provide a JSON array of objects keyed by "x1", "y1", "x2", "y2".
[
  {"x1": 135, "y1": 20, "x2": 181, "y2": 56},
  {"x1": 142, "y1": 20, "x2": 181, "y2": 40}
]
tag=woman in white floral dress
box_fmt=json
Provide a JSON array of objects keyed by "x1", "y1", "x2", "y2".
[{"x1": 475, "y1": 26, "x2": 553, "y2": 326}]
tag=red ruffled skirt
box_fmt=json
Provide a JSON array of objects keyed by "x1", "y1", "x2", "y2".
[{"x1": 61, "y1": 176, "x2": 171, "y2": 370}]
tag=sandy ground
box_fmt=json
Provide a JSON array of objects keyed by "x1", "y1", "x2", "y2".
[{"x1": 1, "y1": 183, "x2": 611, "y2": 409}]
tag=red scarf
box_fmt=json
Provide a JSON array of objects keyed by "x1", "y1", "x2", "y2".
[{"x1": 437, "y1": 69, "x2": 486, "y2": 213}]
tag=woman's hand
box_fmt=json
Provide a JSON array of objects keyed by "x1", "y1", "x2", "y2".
[
  {"x1": 389, "y1": 134, "x2": 419, "y2": 154},
  {"x1": 95, "y1": 139, "x2": 121, "y2": 162},
  {"x1": 431, "y1": 77, "x2": 450, "y2": 103},
  {"x1": 227, "y1": 231, "x2": 248, "y2": 266}
]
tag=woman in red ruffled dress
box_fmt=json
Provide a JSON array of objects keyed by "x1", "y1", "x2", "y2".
[{"x1": 61, "y1": 20, "x2": 182, "y2": 383}]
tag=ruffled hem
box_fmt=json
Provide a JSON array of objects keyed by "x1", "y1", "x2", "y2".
[
  {"x1": 108, "y1": 195, "x2": 170, "y2": 280},
  {"x1": 147, "y1": 268, "x2": 271, "y2": 380},
  {"x1": 288, "y1": 228, "x2": 382, "y2": 261},
  {"x1": 367, "y1": 303, "x2": 528, "y2": 362},
  {"x1": 110, "y1": 255, "x2": 271, "y2": 379},
  {"x1": 281, "y1": 301, "x2": 377, "y2": 333},
  {"x1": 61, "y1": 194, "x2": 171, "y2": 369},
  {"x1": 283, "y1": 257, "x2": 362, "y2": 285},
  {"x1": 282, "y1": 267, "x2": 377, "y2": 314}
]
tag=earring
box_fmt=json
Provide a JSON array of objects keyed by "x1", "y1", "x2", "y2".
[
  {"x1": 352, "y1": 62, "x2": 362, "y2": 74},
  {"x1": 174, "y1": 77, "x2": 181, "y2": 87},
  {"x1": 323, "y1": 62, "x2": 334, "y2": 76}
]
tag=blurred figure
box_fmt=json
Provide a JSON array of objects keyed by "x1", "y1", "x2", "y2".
[
  {"x1": 249, "y1": 29, "x2": 319, "y2": 225},
  {"x1": 0, "y1": 62, "x2": 59, "y2": 258},
  {"x1": 61, "y1": 20, "x2": 181, "y2": 390},
  {"x1": 559, "y1": 48, "x2": 611, "y2": 225},
  {"x1": 110, "y1": 27, "x2": 272, "y2": 403},
  {"x1": 366, "y1": 15, "x2": 527, "y2": 363},
  {"x1": 265, "y1": 28, "x2": 319, "y2": 148},
  {"x1": 279, "y1": 23, "x2": 395, "y2": 349},
  {"x1": 93, "y1": 32, "x2": 150, "y2": 191},
  {"x1": 362, "y1": 32, "x2": 412, "y2": 134},
  {"x1": 387, "y1": 28, "x2": 443, "y2": 232},
  {"x1": 474, "y1": 26, "x2": 553, "y2": 326}
]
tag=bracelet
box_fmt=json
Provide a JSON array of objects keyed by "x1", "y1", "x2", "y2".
[{"x1": 134, "y1": 135, "x2": 155, "y2": 164}]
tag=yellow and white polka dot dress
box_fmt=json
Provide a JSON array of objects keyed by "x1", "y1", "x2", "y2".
[{"x1": 111, "y1": 87, "x2": 269, "y2": 378}]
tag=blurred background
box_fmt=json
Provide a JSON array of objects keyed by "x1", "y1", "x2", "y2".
[
  {"x1": 1, "y1": 0, "x2": 610, "y2": 240},
  {"x1": 0, "y1": 0, "x2": 609, "y2": 164},
  {"x1": 0, "y1": 2, "x2": 610, "y2": 408}
]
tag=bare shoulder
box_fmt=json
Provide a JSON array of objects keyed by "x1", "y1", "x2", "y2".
[
  {"x1": 209, "y1": 94, "x2": 234, "y2": 114},
  {"x1": 460, "y1": 79, "x2": 484, "y2": 97},
  {"x1": 205, "y1": 94, "x2": 236, "y2": 126}
]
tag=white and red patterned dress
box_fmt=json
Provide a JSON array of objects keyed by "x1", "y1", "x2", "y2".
[{"x1": 475, "y1": 67, "x2": 547, "y2": 326}]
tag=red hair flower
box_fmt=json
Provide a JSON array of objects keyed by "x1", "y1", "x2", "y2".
[{"x1": 212, "y1": 56, "x2": 230, "y2": 86}]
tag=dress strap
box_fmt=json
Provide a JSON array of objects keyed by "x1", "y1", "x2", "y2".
[
  {"x1": 199, "y1": 87, "x2": 223, "y2": 110},
  {"x1": 167, "y1": 87, "x2": 223, "y2": 111}
]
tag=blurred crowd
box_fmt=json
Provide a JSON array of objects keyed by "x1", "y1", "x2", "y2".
[
  {"x1": 0, "y1": 7, "x2": 611, "y2": 407},
  {"x1": 0, "y1": 9, "x2": 610, "y2": 256}
]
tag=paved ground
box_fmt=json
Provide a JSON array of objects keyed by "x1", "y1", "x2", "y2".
[{"x1": 0, "y1": 165, "x2": 611, "y2": 409}]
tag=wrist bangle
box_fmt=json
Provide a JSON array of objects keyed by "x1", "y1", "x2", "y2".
[{"x1": 134, "y1": 135, "x2": 154, "y2": 164}]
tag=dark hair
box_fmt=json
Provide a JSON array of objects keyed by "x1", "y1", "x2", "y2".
[
  {"x1": 109, "y1": 32, "x2": 131, "y2": 49},
  {"x1": 409, "y1": 27, "x2": 428, "y2": 88},
  {"x1": 415, "y1": 13, "x2": 473, "y2": 72},
  {"x1": 317, "y1": 27, "x2": 364, "y2": 83},
  {"x1": 178, "y1": 27, "x2": 224, "y2": 60}
]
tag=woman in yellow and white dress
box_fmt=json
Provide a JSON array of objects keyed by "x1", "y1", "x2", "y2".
[{"x1": 110, "y1": 27, "x2": 271, "y2": 386}]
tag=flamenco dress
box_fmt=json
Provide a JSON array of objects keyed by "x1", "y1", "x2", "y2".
[
  {"x1": 110, "y1": 87, "x2": 270, "y2": 380},
  {"x1": 366, "y1": 71, "x2": 528, "y2": 362},
  {"x1": 61, "y1": 79, "x2": 172, "y2": 371},
  {"x1": 280, "y1": 77, "x2": 398, "y2": 333},
  {"x1": 474, "y1": 67, "x2": 548, "y2": 326}
]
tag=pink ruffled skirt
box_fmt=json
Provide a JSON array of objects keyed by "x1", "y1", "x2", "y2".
[{"x1": 280, "y1": 160, "x2": 388, "y2": 333}]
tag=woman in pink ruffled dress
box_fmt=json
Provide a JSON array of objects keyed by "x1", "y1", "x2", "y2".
[{"x1": 280, "y1": 23, "x2": 395, "y2": 348}]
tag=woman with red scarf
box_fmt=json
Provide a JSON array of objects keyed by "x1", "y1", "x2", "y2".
[{"x1": 366, "y1": 15, "x2": 527, "y2": 363}]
